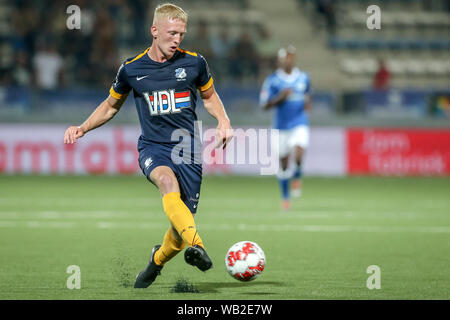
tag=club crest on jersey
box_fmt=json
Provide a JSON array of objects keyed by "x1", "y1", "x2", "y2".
[
  {"x1": 175, "y1": 68, "x2": 187, "y2": 81},
  {"x1": 143, "y1": 89, "x2": 190, "y2": 116}
]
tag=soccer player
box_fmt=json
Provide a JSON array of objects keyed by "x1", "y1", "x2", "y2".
[
  {"x1": 63, "y1": 3, "x2": 233, "y2": 288},
  {"x1": 259, "y1": 45, "x2": 311, "y2": 210}
]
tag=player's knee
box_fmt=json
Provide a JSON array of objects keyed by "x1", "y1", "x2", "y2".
[
  {"x1": 280, "y1": 158, "x2": 289, "y2": 170},
  {"x1": 295, "y1": 148, "x2": 304, "y2": 165},
  {"x1": 157, "y1": 174, "x2": 177, "y2": 193}
]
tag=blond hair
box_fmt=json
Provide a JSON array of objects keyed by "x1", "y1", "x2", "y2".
[{"x1": 153, "y1": 3, "x2": 188, "y2": 25}]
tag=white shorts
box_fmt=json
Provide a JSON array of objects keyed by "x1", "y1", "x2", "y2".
[{"x1": 277, "y1": 125, "x2": 309, "y2": 158}]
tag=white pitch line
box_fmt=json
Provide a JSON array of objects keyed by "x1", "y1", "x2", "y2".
[
  {"x1": 0, "y1": 220, "x2": 449, "y2": 234},
  {"x1": 204, "y1": 223, "x2": 450, "y2": 234},
  {"x1": 0, "y1": 197, "x2": 374, "y2": 206},
  {"x1": 26, "y1": 221, "x2": 75, "y2": 228},
  {"x1": 0, "y1": 211, "x2": 160, "y2": 219},
  {"x1": 1, "y1": 197, "x2": 449, "y2": 213},
  {"x1": 1, "y1": 209, "x2": 448, "y2": 221},
  {"x1": 0, "y1": 221, "x2": 17, "y2": 228},
  {"x1": 97, "y1": 222, "x2": 164, "y2": 229}
]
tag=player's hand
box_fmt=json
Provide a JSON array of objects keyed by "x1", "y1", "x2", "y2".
[
  {"x1": 64, "y1": 126, "x2": 85, "y2": 144},
  {"x1": 279, "y1": 88, "x2": 293, "y2": 101},
  {"x1": 215, "y1": 120, "x2": 233, "y2": 149}
]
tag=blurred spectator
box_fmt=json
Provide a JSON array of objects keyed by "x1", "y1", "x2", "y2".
[
  {"x1": 192, "y1": 19, "x2": 215, "y2": 59},
  {"x1": 423, "y1": 0, "x2": 450, "y2": 11},
  {"x1": 315, "y1": 0, "x2": 336, "y2": 35},
  {"x1": 32, "y1": 41, "x2": 64, "y2": 90},
  {"x1": 12, "y1": 51, "x2": 32, "y2": 87},
  {"x1": 230, "y1": 31, "x2": 260, "y2": 81},
  {"x1": 255, "y1": 25, "x2": 280, "y2": 77},
  {"x1": 11, "y1": 2, "x2": 39, "y2": 54},
  {"x1": 210, "y1": 23, "x2": 234, "y2": 82},
  {"x1": 211, "y1": 25, "x2": 233, "y2": 60},
  {"x1": 3, "y1": 0, "x2": 265, "y2": 89},
  {"x1": 373, "y1": 59, "x2": 391, "y2": 90},
  {"x1": 90, "y1": 10, "x2": 119, "y2": 88}
]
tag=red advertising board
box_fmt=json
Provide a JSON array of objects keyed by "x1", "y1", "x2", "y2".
[{"x1": 347, "y1": 128, "x2": 450, "y2": 175}]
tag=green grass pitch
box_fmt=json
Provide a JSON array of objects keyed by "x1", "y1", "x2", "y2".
[{"x1": 0, "y1": 175, "x2": 449, "y2": 300}]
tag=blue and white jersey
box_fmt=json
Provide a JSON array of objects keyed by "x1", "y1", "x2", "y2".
[{"x1": 259, "y1": 67, "x2": 310, "y2": 130}]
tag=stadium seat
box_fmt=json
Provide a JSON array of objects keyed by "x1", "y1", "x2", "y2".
[{"x1": 386, "y1": 60, "x2": 406, "y2": 76}]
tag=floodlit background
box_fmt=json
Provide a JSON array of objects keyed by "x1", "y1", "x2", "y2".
[
  {"x1": 0, "y1": 0, "x2": 449, "y2": 175},
  {"x1": 0, "y1": 0, "x2": 449, "y2": 300}
]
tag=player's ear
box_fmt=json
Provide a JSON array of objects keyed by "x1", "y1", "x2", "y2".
[{"x1": 151, "y1": 25, "x2": 158, "y2": 38}]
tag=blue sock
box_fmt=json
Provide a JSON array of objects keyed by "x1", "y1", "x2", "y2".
[
  {"x1": 293, "y1": 166, "x2": 302, "y2": 180},
  {"x1": 278, "y1": 178, "x2": 290, "y2": 200}
]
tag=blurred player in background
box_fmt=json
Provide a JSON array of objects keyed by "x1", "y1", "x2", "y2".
[
  {"x1": 64, "y1": 3, "x2": 233, "y2": 288},
  {"x1": 259, "y1": 45, "x2": 311, "y2": 210}
]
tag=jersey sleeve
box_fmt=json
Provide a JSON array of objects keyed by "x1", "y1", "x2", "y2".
[
  {"x1": 196, "y1": 54, "x2": 214, "y2": 92},
  {"x1": 109, "y1": 62, "x2": 131, "y2": 99},
  {"x1": 259, "y1": 76, "x2": 276, "y2": 107}
]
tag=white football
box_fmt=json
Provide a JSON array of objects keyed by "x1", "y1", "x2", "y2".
[{"x1": 225, "y1": 241, "x2": 265, "y2": 282}]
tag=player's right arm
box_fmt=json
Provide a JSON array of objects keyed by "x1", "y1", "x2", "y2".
[
  {"x1": 259, "y1": 76, "x2": 291, "y2": 111},
  {"x1": 304, "y1": 73, "x2": 312, "y2": 112},
  {"x1": 64, "y1": 61, "x2": 131, "y2": 144},
  {"x1": 63, "y1": 94, "x2": 127, "y2": 144},
  {"x1": 262, "y1": 89, "x2": 292, "y2": 110}
]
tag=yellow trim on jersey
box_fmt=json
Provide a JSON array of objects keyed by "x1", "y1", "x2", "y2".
[
  {"x1": 177, "y1": 48, "x2": 198, "y2": 57},
  {"x1": 125, "y1": 47, "x2": 150, "y2": 65},
  {"x1": 198, "y1": 77, "x2": 214, "y2": 92},
  {"x1": 110, "y1": 86, "x2": 125, "y2": 99}
]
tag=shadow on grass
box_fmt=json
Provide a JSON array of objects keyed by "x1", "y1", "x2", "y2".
[{"x1": 195, "y1": 281, "x2": 284, "y2": 294}]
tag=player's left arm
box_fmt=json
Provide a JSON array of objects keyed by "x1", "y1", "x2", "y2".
[
  {"x1": 304, "y1": 94, "x2": 312, "y2": 112},
  {"x1": 304, "y1": 73, "x2": 312, "y2": 112},
  {"x1": 200, "y1": 85, "x2": 233, "y2": 149}
]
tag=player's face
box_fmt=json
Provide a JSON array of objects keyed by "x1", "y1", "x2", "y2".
[
  {"x1": 153, "y1": 17, "x2": 186, "y2": 58},
  {"x1": 282, "y1": 53, "x2": 295, "y2": 71}
]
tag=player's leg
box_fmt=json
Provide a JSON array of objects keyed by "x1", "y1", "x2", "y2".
[
  {"x1": 135, "y1": 166, "x2": 185, "y2": 288},
  {"x1": 153, "y1": 225, "x2": 185, "y2": 266},
  {"x1": 150, "y1": 165, "x2": 204, "y2": 249},
  {"x1": 134, "y1": 165, "x2": 209, "y2": 288},
  {"x1": 171, "y1": 162, "x2": 213, "y2": 272},
  {"x1": 277, "y1": 129, "x2": 292, "y2": 210},
  {"x1": 135, "y1": 225, "x2": 185, "y2": 288},
  {"x1": 290, "y1": 125, "x2": 309, "y2": 198},
  {"x1": 152, "y1": 165, "x2": 212, "y2": 272},
  {"x1": 291, "y1": 146, "x2": 304, "y2": 198},
  {"x1": 279, "y1": 155, "x2": 291, "y2": 210}
]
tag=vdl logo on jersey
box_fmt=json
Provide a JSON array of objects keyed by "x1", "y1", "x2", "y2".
[{"x1": 143, "y1": 89, "x2": 190, "y2": 116}]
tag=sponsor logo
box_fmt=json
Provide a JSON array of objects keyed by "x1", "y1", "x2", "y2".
[{"x1": 143, "y1": 90, "x2": 190, "y2": 115}]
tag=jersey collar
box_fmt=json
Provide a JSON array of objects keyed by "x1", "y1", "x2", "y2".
[{"x1": 276, "y1": 67, "x2": 300, "y2": 83}]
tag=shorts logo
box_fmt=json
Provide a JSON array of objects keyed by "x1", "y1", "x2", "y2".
[
  {"x1": 144, "y1": 157, "x2": 153, "y2": 168},
  {"x1": 175, "y1": 68, "x2": 187, "y2": 81},
  {"x1": 143, "y1": 90, "x2": 190, "y2": 116}
]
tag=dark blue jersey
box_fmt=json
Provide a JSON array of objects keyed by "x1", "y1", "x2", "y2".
[{"x1": 110, "y1": 47, "x2": 213, "y2": 143}]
